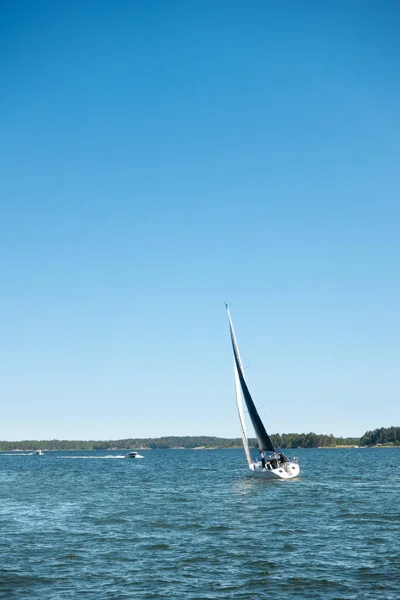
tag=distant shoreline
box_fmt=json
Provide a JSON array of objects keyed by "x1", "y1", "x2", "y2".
[
  {"x1": 1, "y1": 428, "x2": 398, "y2": 452},
  {"x1": 1, "y1": 444, "x2": 399, "y2": 452}
]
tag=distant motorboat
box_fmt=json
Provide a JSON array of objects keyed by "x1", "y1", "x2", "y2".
[
  {"x1": 125, "y1": 451, "x2": 144, "y2": 459},
  {"x1": 35, "y1": 450, "x2": 44, "y2": 455}
]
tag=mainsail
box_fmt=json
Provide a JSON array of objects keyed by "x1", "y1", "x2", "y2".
[
  {"x1": 226, "y1": 305, "x2": 276, "y2": 454},
  {"x1": 231, "y1": 336, "x2": 253, "y2": 467}
]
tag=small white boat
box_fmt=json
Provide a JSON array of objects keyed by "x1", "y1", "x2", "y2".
[
  {"x1": 125, "y1": 451, "x2": 144, "y2": 459},
  {"x1": 226, "y1": 305, "x2": 300, "y2": 480},
  {"x1": 35, "y1": 450, "x2": 44, "y2": 455}
]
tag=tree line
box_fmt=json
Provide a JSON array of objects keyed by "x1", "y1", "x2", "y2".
[
  {"x1": 0, "y1": 428, "x2": 397, "y2": 451},
  {"x1": 359, "y1": 427, "x2": 400, "y2": 447}
]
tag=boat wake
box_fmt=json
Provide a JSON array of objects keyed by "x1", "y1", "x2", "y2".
[
  {"x1": 58, "y1": 455, "x2": 126, "y2": 460},
  {"x1": 0, "y1": 453, "x2": 39, "y2": 456}
]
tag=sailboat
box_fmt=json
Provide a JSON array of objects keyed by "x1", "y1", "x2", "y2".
[{"x1": 226, "y1": 305, "x2": 300, "y2": 479}]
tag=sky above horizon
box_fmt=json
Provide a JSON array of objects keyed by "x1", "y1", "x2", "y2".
[{"x1": 1, "y1": 0, "x2": 399, "y2": 441}]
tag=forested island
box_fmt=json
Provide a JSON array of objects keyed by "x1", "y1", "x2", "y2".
[{"x1": 0, "y1": 427, "x2": 398, "y2": 451}]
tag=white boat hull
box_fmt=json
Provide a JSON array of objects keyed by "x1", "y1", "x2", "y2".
[
  {"x1": 250, "y1": 461, "x2": 300, "y2": 480},
  {"x1": 125, "y1": 452, "x2": 144, "y2": 459}
]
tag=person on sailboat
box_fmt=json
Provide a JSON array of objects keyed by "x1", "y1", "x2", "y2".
[
  {"x1": 270, "y1": 454, "x2": 280, "y2": 469},
  {"x1": 279, "y1": 452, "x2": 287, "y2": 464},
  {"x1": 260, "y1": 451, "x2": 266, "y2": 468}
]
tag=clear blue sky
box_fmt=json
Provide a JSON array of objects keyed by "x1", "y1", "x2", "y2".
[{"x1": 1, "y1": 0, "x2": 399, "y2": 441}]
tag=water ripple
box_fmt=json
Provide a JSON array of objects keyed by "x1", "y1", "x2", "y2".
[{"x1": 0, "y1": 448, "x2": 398, "y2": 599}]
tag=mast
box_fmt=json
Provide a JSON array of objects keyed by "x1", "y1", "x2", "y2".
[{"x1": 226, "y1": 305, "x2": 276, "y2": 454}]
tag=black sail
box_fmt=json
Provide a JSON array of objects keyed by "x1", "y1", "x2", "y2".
[{"x1": 227, "y1": 311, "x2": 276, "y2": 454}]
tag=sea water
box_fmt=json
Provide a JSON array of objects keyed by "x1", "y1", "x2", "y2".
[{"x1": 0, "y1": 448, "x2": 399, "y2": 599}]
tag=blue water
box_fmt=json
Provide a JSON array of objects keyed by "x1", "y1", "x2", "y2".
[{"x1": 0, "y1": 448, "x2": 399, "y2": 599}]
